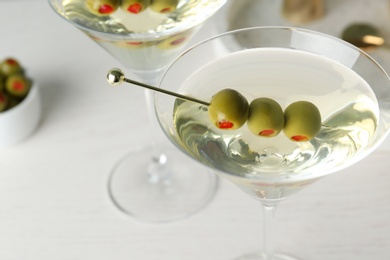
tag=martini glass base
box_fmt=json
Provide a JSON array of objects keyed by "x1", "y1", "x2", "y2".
[
  {"x1": 108, "y1": 143, "x2": 218, "y2": 223},
  {"x1": 234, "y1": 252, "x2": 298, "y2": 260}
]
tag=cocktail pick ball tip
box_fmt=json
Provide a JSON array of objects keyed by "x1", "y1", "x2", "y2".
[{"x1": 107, "y1": 68, "x2": 125, "y2": 86}]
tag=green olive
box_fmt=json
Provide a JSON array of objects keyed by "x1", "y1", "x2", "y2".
[
  {"x1": 5, "y1": 74, "x2": 31, "y2": 98},
  {"x1": 156, "y1": 33, "x2": 189, "y2": 49},
  {"x1": 283, "y1": 101, "x2": 321, "y2": 142},
  {"x1": 121, "y1": 0, "x2": 150, "y2": 14},
  {"x1": 150, "y1": 0, "x2": 179, "y2": 13},
  {"x1": 0, "y1": 58, "x2": 22, "y2": 77},
  {"x1": 247, "y1": 98, "x2": 284, "y2": 137},
  {"x1": 208, "y1": 89, "x2": 249, "y2": 130},
  {"x1": 86, "y1": 0, "x2": 120, "y2": 15},
  {"x1": 0, "y1": 91, "x2": 8, "y2": 112}
]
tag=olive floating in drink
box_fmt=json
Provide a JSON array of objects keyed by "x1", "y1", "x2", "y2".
[
  {"x1": 208, "y1": 89, "x2": 249, "y2": 130},
  {"x1": 121, "y1": 0, "x2": 150, "y2": 14},
  {"x1": 0, "y1": 58, "x2": 22, "y2": 77},
  {"x1": 150, "y1": 0, "x2": 179, "y2": 13},
  {"x1": 5, "y1": 74, "x2": 31, "y2": 98},
  {"x1": 86, "y1": 0, "x2": 120, "y2": 15},
  {"x1": 115, "y1": 40, "x2": 151, "y2": 49},
  {"x1": 157, "y1": 33, "x2": 188, "y2": 49},
  {"x1": 247, "y1": 98, "x2": 284, "y2": 137},
  {"x1": 283, "y1": 101, "x2": 321, "y2": 142}
]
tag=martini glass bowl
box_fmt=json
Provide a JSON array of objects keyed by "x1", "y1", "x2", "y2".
[
  {"x1": 48, "y1": 0, "x2": 226, "y2": 222},
  {"x1": 155, "y1": 26, "x2": 390, "y2": 259}
]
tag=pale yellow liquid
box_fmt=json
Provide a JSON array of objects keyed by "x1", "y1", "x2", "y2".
[
  {"x1": 173, "y1": 48, "x2": 379, "y2": 200},
  {"x1": 61, "y1": 0, "x2": 225, "y2": 70}
]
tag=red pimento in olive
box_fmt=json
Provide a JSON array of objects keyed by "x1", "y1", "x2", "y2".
[
  {"x1": 260, "y1": 129, "x2": 275, "y2": 136},
  {"x1": 150, "y1": 0, "x2": 179, "y2": 13},
  {"x1": 170, "y1": 37, "x2": 186, "y2": 46},
  {"x1": 157, "y1": 33, "x2": 189, "y2": 49},
  {"x1": 208, "y1": 89, "x2": 249, "y2": 130},
  {"x1": 99, "y1": 4, "x2": 114, "y2": 14},
  {"x1": 0, "y1": 57, "x2": 22, "y2": 76},
  {"x1": 115, "y1": 41, "x2": 150, "y2": 49},
  {"x1": 121, "y1": 0, "x2": 150, "y2": 14},
  {"x1": 127, "y1": 41, "x2": 144, "y2": 46},
  {"x1": 86, "y1": 0, "x2": 119, "y2": 15},
  {"x1": 5, "y1": 74, "x2": 31, "y2": 98},
  {"x1": 128, "y1": 4, "x2": 142, "y2": 13},
  {"x1": 218, "y1": 120, "x2": 234, "y2": 129}
]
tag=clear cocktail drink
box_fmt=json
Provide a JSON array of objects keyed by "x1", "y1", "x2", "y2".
[
  {"x1": 155, "y1": 27, "x2": 390, "y2": 259},
  {"x1": 172, "y1": 47, "x2": 379, "y2": 199},
  {"x1": 49, "y1": 0, "x2": 227, "y2": 223},
  {"x1": 58, "y1": 0, "x2": 225, "y2": 70}
]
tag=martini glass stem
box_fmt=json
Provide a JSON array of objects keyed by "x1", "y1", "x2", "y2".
[
  {"x1": 262, "y1": 202, "x2": 279, "y2": 260},
  {"x1": 144, "y1": 88, "x2": 172, "y2": 184}
]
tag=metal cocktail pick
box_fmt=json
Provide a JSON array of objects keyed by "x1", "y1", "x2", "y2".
[{"x1": 106, "y1": 68, "x2": 210, "y2": 106}]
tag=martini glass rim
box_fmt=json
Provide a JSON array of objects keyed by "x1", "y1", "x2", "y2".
[
  {"x1": 156, "y1": 25, "x2": 390, "y2": 184},
  {"x1": 47, "y1": 0, "x2": 227, "y2": 41},
  {"x1": 173, "y1": 25, "x2": 390, "y2": 77}
]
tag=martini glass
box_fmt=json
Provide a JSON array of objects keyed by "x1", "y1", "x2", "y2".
[
  {"x1": 154, "y1": 27, "x2": 390, "y2": 259},
  {"x1": 48, "y1": 0, "x2": 226, "y2": 222}
]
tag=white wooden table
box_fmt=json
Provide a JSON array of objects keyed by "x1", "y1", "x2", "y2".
[{"x1": 1, "y1": 1, "x2": 390, "y2": 259}]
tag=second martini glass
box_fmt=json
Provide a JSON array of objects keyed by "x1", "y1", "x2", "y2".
[
  {"x1": 48, "y1": 0, "x2": 226, "y2": 222},
  {"x1": 154, "y1": 27, "x2": 390, "y2": 259}
]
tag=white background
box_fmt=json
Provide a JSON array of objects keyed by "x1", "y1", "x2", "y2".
[{"x1": 1, "y1": 0, "x2": 390, "y2": 259}]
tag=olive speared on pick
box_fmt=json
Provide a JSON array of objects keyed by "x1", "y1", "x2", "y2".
[
  {"x1": 106, "y1": 68, "x2": 249, "y2": 130},
  {"x1": 106, "y1": 68, "x2": 322, "y2": 141},
  {"x1": 208, "y1": 89, "x2": 249, "y2": 130},
  {"x1": 106, "y1": 68, "x2": 210, "y2": 106}
]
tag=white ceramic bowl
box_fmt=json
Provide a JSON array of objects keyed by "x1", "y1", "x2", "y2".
[{"x1": 0, "y1": 83, "x2": 41, "y2": 147}]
